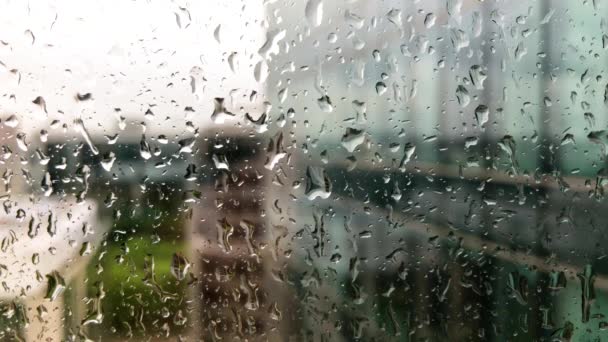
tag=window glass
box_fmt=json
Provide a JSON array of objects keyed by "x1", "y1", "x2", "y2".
[{"x1": 0, "y1": 1, "x2": 607, "y2": 341}]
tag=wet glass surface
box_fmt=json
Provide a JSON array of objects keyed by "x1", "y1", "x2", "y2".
[{"x1": 0, "y1": 0, "x2": 608, "y2": 341}]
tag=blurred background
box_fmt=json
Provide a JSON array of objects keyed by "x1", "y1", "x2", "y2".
[{"x1": 0, "y1": 0, "x2": 607, "y2": 340}]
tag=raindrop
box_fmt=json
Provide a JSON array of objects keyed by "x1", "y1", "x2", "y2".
[
  {"x1": 391, "y1": 181, "x2": 402, "y2": 201},
  {"x1": 305, "y1": 166, "x2": 331, "y2": 200},
  {"x1": 584, "y1": 112, "x2": 595, "y2": 128},
  {"x1": 211, "y1": 98, "x2": 235, "y2": 124},
  {"x1": 456, "y1": 85, "x2": 470, "y2": 107},
  {"x1": 424, "y1": 13, "x2": 436, "y2": 28},
  {"x1": 345, "y1": 10, "x2": 364, "y2": 29},
  {"x1": 139, "y1": 135, "x2": 151, "y2": 160},
  {"x1": 213, "y1": 24, "x2": 221, "y2": 43},
  {"x1": 469, "y1": 65, "x2": 487, "y2": 90},
  {"x1": 465, "y1": 136, "x2": 478, "y2": 148},
  {"x1": 15, "y1": 133, "x2": 28, "y2": 151},
  {"x1": 4, "y1": 115, "x2": 19, "y2": 128},
  {"x1": 450, "y1": 29, "x2": 469, "y2": 52},
  {"x1": 258, "y1": 29, "x2": 286, "y2": 58},
  {"x1": 245, "y1": 113, "x2": 268, "y2": 133},
  {"x1": 216, "y1": 218, "x2": 234, "y2": 252},
  {"x1": 561, "y1": 133, "x2": 575, "y2": 146},
  {"x1": 254, "y1": 60, "x2": 269, "y2": 83},
  {"x1": 305, "y1": 0, "x2": 323, "y2": 27},
  {"x1": 317, "y1": 95, "x2": 333, "y2": 112},
  {"x1": 386, "y1": 9, "x2": 402, "y2": 27},
  {"x1": 101, "y1": 152, "x2": 116, "y2": 172},
  {"x1": 578, "y1": 265, "x2": 595, "y2": 323},
  {"x1": 399, "y1": 143, "x2": 416, "y2": 170},
  {"x1": 212, "y1": 154, "x2": 229, "y2": 170},
  {"x1": 474, "y1": 105, "x2": 489, "y2": 129},
  {"x1": 514, "y1": 42, "x2": 527, "y2": 60},
  {"x1": 341, "y1": 128, "x2": 365, "y2": 153},
  {"x1": 376, "y1": 82, "x2": 387, "y2": 96},
  {"x1": 75, "y1": 93, "x2": 93, "y2": 101},
  {"x1": 498, "y1": 135, "x2": 519, "y2": 174},
  {"x1": 32, "y1": 96, "x2": 47, "y2": 113},
  {"x1": 178, "y1": 137, "x2": 195, "y2": 154},
  {"x1": 264, "y1": 132, "x2": 286, "y2": 169},
  {"x1": 170, "y1": 253, "x2": 191, "y2": 281},
  {"x1": 45, "y1": 271, "x2": 66, "y2": 301},
  {"x1": 74, "y1": 118, "x2": 99, "y2": 155}
]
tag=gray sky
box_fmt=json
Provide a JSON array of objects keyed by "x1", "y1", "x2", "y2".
[{"x1": 0, "y1": 0, "x2": 267, "y2": 139}]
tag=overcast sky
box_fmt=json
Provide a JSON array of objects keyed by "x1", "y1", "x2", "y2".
[{"x1": 0, "y1": 0, "x2": 267, "y2": 139}]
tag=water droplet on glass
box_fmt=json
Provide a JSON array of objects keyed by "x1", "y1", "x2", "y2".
[
  {"x1": 258, "y1": 29, "x2": 286, "y2": 58},
  {"x1": 317, "y1": 95, "x2": 333, "y2": 112},
  {"x1": 456, "y1": 85, "x2": 470, "y2": 107},
  {"x1": 101, "y1": 152, "x2": 116, "y2": 172},
  {"x1": 216, "y1": 218, "x2": 234, "y2": 252},
  {"x1": 4, "y1": 115, "x2": 19, "y2": 128},
  {"x1": 399, "y1": 143, "x2": 416, "y2": 171},
  {"x1": 212, "y1": 154, "x2": 230, "y2": 170},
  {"x1": 474, "y1": 105, "x2": 489, "y2": 129},
  {"x1": 514, "y1": 42, "x2": 527, "y2": 61},
  {"x1": 341, "y1": 128, "x2": 365, "y2": 153},
  {"x1": 469, "y1": 65, "x2": 487, "y2": 90},
  {"x1": 376, "y1": 82, "x2": 387, "y2": 96},
  {"x1": 211, "y1": 98, "x2": 235, "y2": 124},
  {"x1": 578, "y1": 264, "x2": 595, "y2": 323},
  {"x1": 139, "y1": 135, "x2": 151, "y2": 160},
  {"x1": 305, "y1": 166, "x2": 331, "y2": 200},
  {"x1": 74, "y1": 118, "x2": 99, "y2": 155},
  {"x1": 386, "y1": 9, "x2": 402, "y2": 27},
  {"x1": 30, "y1": 95, "x2": 46, "y2": 113},
  {"x1": 15, "y1": 133, "x2": 28, "y2": 152},
  {"x1": 305, "y1": 0, "x2": 323, "y2": 27},
  {"x1": 345, "y1": 10, "x2": 364, "y2": 29},
  {"x1": 424, "y1": 13, "x2": 436, "y2": 28},
  {"x1": 584, "y1": 112, "x2": 595, "y2": 128},
  {"x1": 45, "y1": 271, "x2": 66, "y2": 301},
  {"x1": 264, "y1": 132, "x2": 286, "y2": 169},
  {"x1": 170, "y1": 253, "x2": 190, "y2": 281}
]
